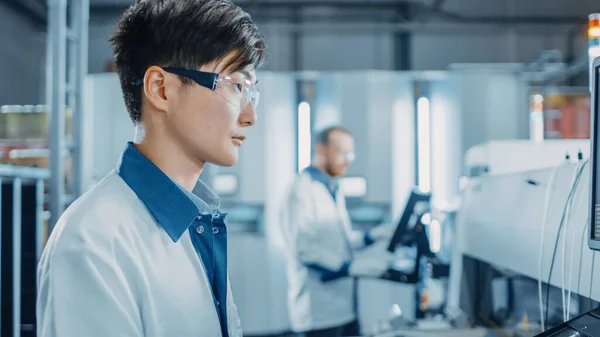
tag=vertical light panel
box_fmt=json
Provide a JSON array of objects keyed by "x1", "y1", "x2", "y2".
[
  {"x1": 417, "y1": 97, "x2": 431, "y2": 193},
  {"x1": 297, "y1": 102, "x2": 312, "y2": 173},
  {"x1": 429, "y1": 219, "x2": 441, "y2": 253},
  {"x1": 529, "y1": 94, "x2": 544, "y2": 142}
]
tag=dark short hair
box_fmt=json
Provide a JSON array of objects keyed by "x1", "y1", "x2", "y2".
[
  {"x1": 110, "y1": 0, "x2": 267, "y2": 123},
  {"x1": 316, "y1": 126, "x2": 352, "y2": 145}
]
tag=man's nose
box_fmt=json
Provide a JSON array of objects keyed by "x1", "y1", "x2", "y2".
[{"x1": 239, "y1": 103, "x2": 257, "y2": 126}]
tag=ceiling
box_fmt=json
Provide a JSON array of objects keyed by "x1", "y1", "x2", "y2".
[
  {"x1": 86, "y1": 0, "x2": 599, "y2": 17},
  {"x1": 4, "y1": 0, "x2": 600, "y2": 29}
]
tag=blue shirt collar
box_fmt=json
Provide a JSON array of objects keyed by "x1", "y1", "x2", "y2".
[
  {"x1": 117, "y1": 142, "x2": 221, "y2": 242},
  {"x1": 304, "y1": 166, "x2": 338, "y2": 197}
]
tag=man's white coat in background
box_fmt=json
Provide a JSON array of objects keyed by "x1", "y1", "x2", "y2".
[{"x1": 280, "y1": 171, "x2": 371, "y2": 332}]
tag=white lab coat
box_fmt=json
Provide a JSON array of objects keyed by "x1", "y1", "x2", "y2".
[
  {"x1": 37, "y1": 172, "x2": 242, "y2": 337},
  {"x1": 280, "y1": 171, "x2": 368, "y2": 332}
]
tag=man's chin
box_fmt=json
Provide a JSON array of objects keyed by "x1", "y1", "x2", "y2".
[{"x1": 211, "y1": 153, "x2": 238, "y2": 167}]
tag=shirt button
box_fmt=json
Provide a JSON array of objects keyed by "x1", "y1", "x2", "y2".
[
  {"x1": 196, "y1": 226, "x2": 205, "y2": 234},
  {"x1": 213, "y1": 227, "x2": 219, "y2": 234},
  {"x1": 196, "y1": 215, "x2": 203, "y2": 220}
]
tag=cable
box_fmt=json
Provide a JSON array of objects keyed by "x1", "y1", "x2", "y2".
[
  {"x1": 568, "y1": 148, "x2": 586, "y2": 319},
  {"x1": 563, "y1": 151, "x2": 584, "y2": 313},
  {"x1": 544, "y1": 160, "x2": 588, "y2": 326},
  {"x1": 566, "y1": 178, "x2": 587, "y2": 320},
  {"x1": 576, "y1": 222, "x2": 589, "y2": 296},
  {"x1": 538, "y1": 164, "x2": 561, "y2": 331},
  {"x1": 561, "y1": 164, "x2": 580, "y2": 322},
  {"x1": 590, "y1": 251, "x2": 596, "y2": 300},
  {"x1": 546, "y1": 161, "x2": 586, "y2": 325}
]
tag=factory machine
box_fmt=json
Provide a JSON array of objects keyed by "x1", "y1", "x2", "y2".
[{"x1": 431, "y1": 59, "x2": 600, "y2": 337}]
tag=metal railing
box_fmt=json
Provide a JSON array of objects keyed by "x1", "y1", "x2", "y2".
[{"x1": 0, "y1": 164, "x2": 50, "y2": 337}]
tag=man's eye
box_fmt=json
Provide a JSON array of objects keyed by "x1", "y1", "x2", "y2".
[{"x1": 234, "y1": 83, "x2": 243, "y2": 92}]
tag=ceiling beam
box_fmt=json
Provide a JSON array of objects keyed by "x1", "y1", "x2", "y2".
[
  {"x1": 0, "y1": 0, "x2": 47, "y2": 29},
  {"x1": 90, "y1": 1, "x2": 587, "y2": 26},
  {"x1": 1, "y1": 0, "x2": 588, "y2": 28}
]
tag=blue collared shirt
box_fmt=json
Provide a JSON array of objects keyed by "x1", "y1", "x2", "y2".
[
  {"x1": 304, "y1": 166, "x2": 339, "y2": 201},
  {"x1": 117, "y1": 142, "x2": 229, "y2": 337}
]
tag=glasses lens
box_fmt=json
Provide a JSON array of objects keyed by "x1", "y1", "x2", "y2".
[
  {"x1": 251, "y1": 87, "x2": 260, "y2": 109},
  {"x1": 347, "y1": 152, "x2": 355, "y2": 162},
  {"x1": 215, "y1": 79, "x2": 259, "y2": 111},
  {"x1": 237, "y1": 85, "x2": 259, "y2": 110}
]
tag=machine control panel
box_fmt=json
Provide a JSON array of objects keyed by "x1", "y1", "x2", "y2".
[
  {"x1": 591, "y1": 58, "x2": 600, "y2": 250},
  {"x1": 535, "y1": 307, "x2": 600, "y2": 336},
  {"x1": 596, "y1": 205, "x2": 600, "y2": 239}
]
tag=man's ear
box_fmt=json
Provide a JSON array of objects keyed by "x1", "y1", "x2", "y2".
[{"x1": 143, "y1": 66, "x2": 170, "y2": 112}]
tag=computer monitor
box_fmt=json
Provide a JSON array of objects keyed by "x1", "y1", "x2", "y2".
[
  {"x1": 590, "y1": 57, "x2": 600, "y2": 251},
  {"x1": 379, "y1": 188, "x2": 434, "y2": 284},
  {"x1": 387, "y1": 189, "x2": 432, "y2": 252}
]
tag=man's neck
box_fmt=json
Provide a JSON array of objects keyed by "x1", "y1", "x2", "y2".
[{"x1": 134, "y1": 126, "x2": 204, "y2": 191}]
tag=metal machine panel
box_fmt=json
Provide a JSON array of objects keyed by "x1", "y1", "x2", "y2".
[{"x1": 449, "y1": 162, "x2": 600, "y2": 314}]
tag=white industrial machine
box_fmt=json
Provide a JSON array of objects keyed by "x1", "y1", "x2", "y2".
[
  {"x1": 465, "y1": 140, "x2": 590, "y2": 177},
  {"x1": 445, "y1": 59, "x2": 600, "y2": 336}
]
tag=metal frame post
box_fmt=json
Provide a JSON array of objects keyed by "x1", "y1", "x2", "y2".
[
  {"x1": 0, "y1": 177, "x2": 2, "y2": 337},
  {"x1": 0, "y1": 165, "x2": 50, "y2": 337},
  {"x1": 35, "y1": 180, "x2": 45, "y2": 263},
  {"x1": 70, "y1": 0, "x2": 90, "y2": 197},
  {"x1": 48, "y1": 0, "x2": 68, "y2": 231},
  {"x1": 12, "y1": 179, "x2": 21, "y2": 337}
]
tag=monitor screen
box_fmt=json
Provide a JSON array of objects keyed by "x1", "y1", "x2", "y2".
[{"x1": 590, "y1": 59, "x2": 600, "y2": 250}]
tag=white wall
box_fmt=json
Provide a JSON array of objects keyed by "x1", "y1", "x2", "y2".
[
  {"x1": 0, "y1": 3, "x2": 46, "y2": 105},
  {"x1": 451, "y1": 65, "x2": 530, "y2": 158},
  {"x1": 312, "y1": 72, "x2": 399, "y2": 204}
]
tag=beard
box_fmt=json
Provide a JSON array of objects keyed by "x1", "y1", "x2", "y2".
[{"x1": 324, "y1": 160, "x2": 337, "y2": 177}]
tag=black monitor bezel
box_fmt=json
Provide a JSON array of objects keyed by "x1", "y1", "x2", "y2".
[
  {"x1": 387, "y1": 189, "x2": 431, "y2": 252},
  {"x1": 589, "y1": 56, "x2": 600, "y2": 251}
]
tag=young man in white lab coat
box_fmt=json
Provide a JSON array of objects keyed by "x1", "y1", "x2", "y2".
[
  {"x1": 36, "y1": 1, "x2": 266, "y2": 336},
  {"x1": 281, "y1": 127, "x2": 394, "y2": 337}
]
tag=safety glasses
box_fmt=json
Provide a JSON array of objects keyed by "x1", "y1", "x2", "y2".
[
  {"x1": 333, "y1": 148, "x2": 355, "y2": 163},
  {"x1": 137, "y1": 67, "x2": 260, "y2": 110}
]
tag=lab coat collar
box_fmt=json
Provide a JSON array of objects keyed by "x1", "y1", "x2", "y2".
[
  {"x1": 304, "y1": 166, "x2": 339, "y2": 198},
  {"x1": 117, "y1": 142, "x2": 222, "y2": 242}
]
